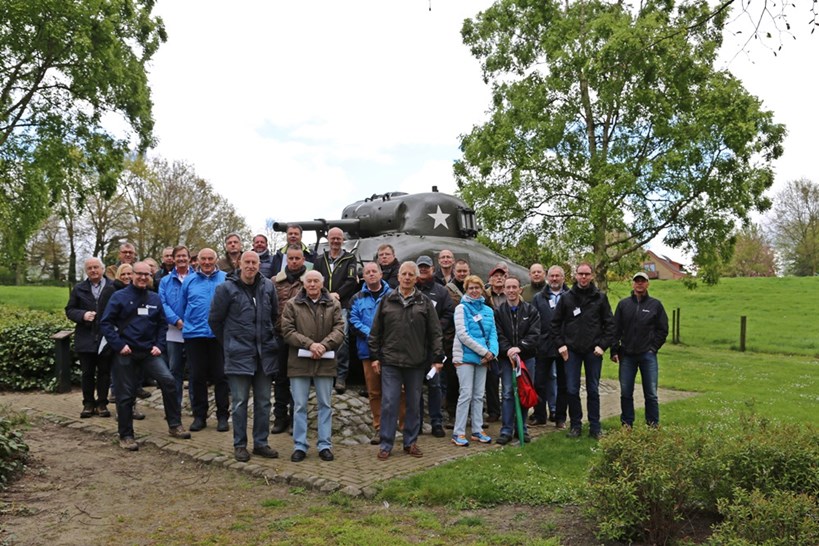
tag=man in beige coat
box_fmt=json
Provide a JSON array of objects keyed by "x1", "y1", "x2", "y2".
[{"x1": 281, "y1": 270, "x2": 344, "y2": 463}]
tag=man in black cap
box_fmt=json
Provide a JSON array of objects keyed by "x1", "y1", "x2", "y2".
[{"x1": 611, "y1": 271, "x2": 668, "y2": 429}]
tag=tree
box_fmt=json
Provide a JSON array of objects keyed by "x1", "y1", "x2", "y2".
[
  {"x1": 0, "y1": 0, "x2": 166, "y2": 282},
  {"x1": 27, "y1": 213, "x2": 67, "y2": 283},
  {"x1": 455, "y1": 0, "x2": 785, "y2": 289},
  {"x1": 723, "y1": 224, "x2": 776, "y2": 277},
  {"x1": 769, "y1": 179, "x2": 819, "y2": 276}
]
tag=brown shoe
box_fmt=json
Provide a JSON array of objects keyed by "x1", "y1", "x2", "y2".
[
  {"x1": 377, "y1": 449, "x2": 390, "y2": 461},
  {"x1": 119, "y1": 437, "x2": 139, "y2": 451},
  {"x1": 96, "y1": 404, "x2": 111, "y2": 418},
  {"x1": 168, "y1": 425, "x2": 191, "y2": 439},
  {"x1": 80, "y1": 404, "x2": 94, "y2": 418},
  {"x1": 403, "y1": 443, "x2": 423, "y2": 458}
]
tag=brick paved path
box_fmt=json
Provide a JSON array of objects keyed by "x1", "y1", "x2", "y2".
[{"x1": 0, "y1": 380, "x2": 679, "y2": 497}]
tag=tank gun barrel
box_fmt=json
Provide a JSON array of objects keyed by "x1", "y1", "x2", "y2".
[{"x1": 272, "y1": 219, "x2": 361, "y2": 234}]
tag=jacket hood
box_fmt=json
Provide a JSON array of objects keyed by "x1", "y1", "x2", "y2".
[{"x1": 362, "y1": 279, "x2": 390, "y2": 295}]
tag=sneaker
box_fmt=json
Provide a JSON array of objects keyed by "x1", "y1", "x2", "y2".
[
  {"x1": 403, "y1": 443, "x2": 423, "y2": 457},
  {"x1": 555, "y1": 421, "x2": 566, "y2": 430},
  {"x1": 431, "y1": 425, "x2": 446, "y2": 438},
  {"x1": 119, "y1": 437, "x2": 139, "y2": 451},
  {"x1": 496, "y1": 434, "x2": 513, "y2": 445},
  {"x1": 528, "y1": 417, "x2": 547, "y2": 427},
  {"x1": 96, "y1": 404, "x2": 111, "y2": 418},
  {"x1": 234, "y1": 447, "x2": 250, "y2": 462},
  {"x1": 567, "y1": 428, "x2": 582, "y2": 438},
  {"x1": 451, "y1": 435, "x2": 470, "y2": 447},
  {"x1": 370, "y1": 433, "x2": 381, "y2": 445},
  {"x1": 80, "y1": 404, "x2": 94, "y2": 419},
  {"x1": 334, "y1": 378, "x2": 346, "y2": 395},
  {"x1": 252, "y1": 445, "x2": 279, "y2": 459},
  {"x1": 132, "y1": 407, "x2": 146, "y2": 420},
  {"x1": 471, "y1": 431, "x2": 492, "y2": 444},
  {"x1": 216, "y1": 418, "x2": 230, "y2": 432},
  {"x1": 168, "y1": 425, "x2": 191, "y2": 439},
  {"x1": 189, "y1": 418, "x2": 206, "y2": 431}
]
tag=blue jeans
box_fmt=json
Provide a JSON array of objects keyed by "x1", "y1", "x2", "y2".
[
  {"x1": 565, "y1": 350, "x2": 602, "y2": 433},
  {"x1": 454, "y1": 363, "x2": 487, "y2": 436},
  {"x1": 380, "y1": 365, "x2": 424, "y2": 452},
  {"x1": 500, "y1": 356, "x2": 534, "y2": 437},
  {"x1": 418, "y1": 370, "x2": 443, "y2": 433},
  {"x1": 112, "y1": 353, "x2": 181, "y2": 439},
  {"x1": 290, "y1": 376, "x2": 333, "y2": 453},
  {"x1": 228, "y1": 367, "x2": 272, "y2": 449},
  {"x1": 619, "y1": 352, "x2": 659, "y2": 427},
  {"x1": 166, "y1": 341, "x2": 193, "y2": 411}
]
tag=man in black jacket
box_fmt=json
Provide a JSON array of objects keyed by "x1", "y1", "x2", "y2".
[
  {"x1": 611, "y1": 272, "x2": 668, "y2": 429},
  {"x1": 66, "y1": 257, "x2": 117, "y2": 418},
  {"x1": 415, "y1": 255, "x2": 455, "y2": 437},
  {"x1": 531, "y1": 265, "x2": 569, "y2": 427},
  {"x1": 494, "y1": 276, "x2": 540, "y2": 445},
  {"x1": 313, "y1": 227, "x2": 358, "y2": 394},
  {"x1": 550, "y1": 262, "x2": 615, "y2": 440}
]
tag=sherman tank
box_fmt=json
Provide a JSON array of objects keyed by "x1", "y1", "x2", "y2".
[{"x1": 273, "y1": 187, "x2": 528, "y2": 281}]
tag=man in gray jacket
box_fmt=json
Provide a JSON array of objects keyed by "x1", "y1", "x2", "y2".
[{"x1": 209, "y1": 251, "x2": 280, "y2": 462}]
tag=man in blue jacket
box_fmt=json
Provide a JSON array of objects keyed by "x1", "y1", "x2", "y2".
[
  {"x1": 100, "y1": 261, "x2": 191, "y2": 451},
  {"x1": 611, "y1": 271, "x2": 668, "y2": 429},
  {"x1": 181, "y1": 248, "x2": 229, "y2": 433},
  {"x1": 158, "y1": 245, "x2": 194, "y2": 410},
  {"x1": 209, "y1": 251, "x2": 280, "y2": 462}
]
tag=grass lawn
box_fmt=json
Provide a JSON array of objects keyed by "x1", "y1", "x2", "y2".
[{"x1": 0, "y1": 285, "x2": 69, "y2": 312}]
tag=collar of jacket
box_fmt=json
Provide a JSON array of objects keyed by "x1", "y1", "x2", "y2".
[{"x1": 295, "y1": 287, "x2": 332, "y2": 305}]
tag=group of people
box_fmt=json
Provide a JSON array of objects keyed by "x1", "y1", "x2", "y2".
[{"x1": 66, "y1": 224, "x2": 668, "y2": 464}]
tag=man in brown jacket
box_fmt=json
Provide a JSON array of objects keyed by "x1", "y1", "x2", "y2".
[{"x1": 280, "y1": 270, "x2": 344, "y2": 463}]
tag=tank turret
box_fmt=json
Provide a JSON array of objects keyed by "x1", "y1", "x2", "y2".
[{"x1": 274, "y1": 187, "x2": 526, "y2": 281}]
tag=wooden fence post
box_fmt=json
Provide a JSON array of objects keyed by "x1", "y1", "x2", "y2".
[{"x1": 739, "y1": 316, "x2": 747, "y2": 352}]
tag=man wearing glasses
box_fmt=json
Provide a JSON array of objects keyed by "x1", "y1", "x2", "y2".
[
  {"x1": 611, "y1": 272, "x2": 668, "y2": 430},
  {"x1": 549, "y1": 262, "x2": 614, "y2": 440}
]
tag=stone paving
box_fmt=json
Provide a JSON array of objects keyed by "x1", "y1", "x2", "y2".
[{"x1": 0, "y1": 380, "x2": 681, "y2": 498}]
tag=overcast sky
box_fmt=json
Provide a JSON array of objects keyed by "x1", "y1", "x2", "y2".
[{"x1": 147, "y1": 1, "x2": 817, "y2": 261}]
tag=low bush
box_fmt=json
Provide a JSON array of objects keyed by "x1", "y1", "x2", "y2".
[
  {"x1": 586, "y1": 416, "x2": 819, "y2": 544},
  {"x1": 707, "y1": 488, "x2": 819, "y2": 546},
  {"x1": 586, "y1": 426, "x2": 704, "y2": 544},
  {"x1": 0, "y1": 412, "x2": 29, "y2": 489},
  {"x1": 0, "y1": 304, "x2": 73, "y2": 391}
]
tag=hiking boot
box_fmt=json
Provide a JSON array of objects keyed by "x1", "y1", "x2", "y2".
[
  {"x1": 96, "y1": 404, "x2": 111, "y2": 418},
  {"x1": 189, "y1": 418, "x2": 206, "y2": 431},
  {"x1": 403, "y1": 443, "x2": 423, "y2": 457},
  {"x1": 80, "y1": 404, "x2": 95, "y2": 419},
  {"x1": 271, "y1": 420, "x2": 288, "y2": 434},
  {"x1": 135, "y1": 388, "x2": 151, "y2": 399},
  {"x1": 168, "y1": 425, "x2": 191, "y2": 439},
  {"x1": 496, "y1": 434, "x2": 513, "y2": 445},
  {"x1": 334, "y1": 378, "x2": 346, "y2": 395},
  {"x1": 567, "y1": 428, "x2": 582, "y2": 438},
  {"x1": 216, "y1": 418, "x2": 229, "y2": 432},
  {"x1": 119, "y1": 437, "x2": 139, "y2": 451},
  {"x1": 431, "y1": 425, "x2": 446, "y2": 438},
  {"x1": 590, "y1": 430, "x2": 603, "y2": 440},
  {"x1": 234, "y1": 447, "x2": 250, "y2": 462},
  {"x1": 451, "y1": 435, "x2": 469, "y2": 447},
  {"x1": 252, "y1": 445, "x2": 279, "y2": 459},
  {"x1": 471, "y1": 431, "x2": 492, "y2": 444}
]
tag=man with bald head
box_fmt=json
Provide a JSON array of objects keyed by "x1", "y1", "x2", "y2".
[
  {"x1": 313, "y1": 226, "x2": 358, "y2": 394},
  {"x1": 106, "y1": 242, "x2": 136, "y2": 279},
  {"x1": 101, "y1": 261, "x2": 191, "y2": 450},
  {"x1": 210, "y1": 251, "x2": 280, "y2": 461},
  {"x1": 522, "y1": 263, "x2": 547, "y2": 302},
  {"x1": 181, "y1": 248, "x2": 230, "y2": 432},
  {"x1": 66, "y1": 257, "x2": 117, "y2": 418}
]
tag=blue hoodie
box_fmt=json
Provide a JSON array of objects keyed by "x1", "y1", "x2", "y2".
[{"x1": 180, "y1": 269, "x2": 226, "y2": 339}]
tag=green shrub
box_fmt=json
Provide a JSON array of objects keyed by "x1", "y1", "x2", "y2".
[
  {"x1": 707, "y1": 488, "x2": 819, "y2": 546},
  {"x1": 0, "y1": 304, "x2": 73, "y2": 391},
  {"x1": 0, "y1": 414, "x2": 29, "y2": 489},
  {"x1": 586, "y1": 426, "x2": 704, "y2": 544},
  {"x1": 695, "y1": 415, "x2": 819, "y2": 505}
]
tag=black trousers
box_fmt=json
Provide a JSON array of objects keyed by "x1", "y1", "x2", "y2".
[
  {"x1": 79, "y1": 351, "x2": 111, "y2": 406},
  {"x1": 185, "y1": 337, "x2": 230, "y2": 421}
]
